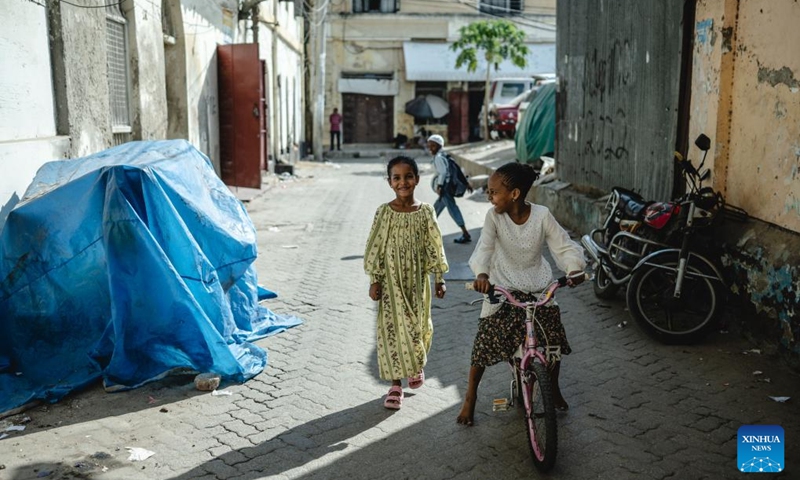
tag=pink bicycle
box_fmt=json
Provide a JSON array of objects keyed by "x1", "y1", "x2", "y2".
[{"x1": 467, "y1": 272, "x2": 586, "y2": 472}]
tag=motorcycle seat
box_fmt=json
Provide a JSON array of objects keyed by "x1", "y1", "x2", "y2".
[{"x1": 613, "y1": 187, "x2": 650, "y2": 219}]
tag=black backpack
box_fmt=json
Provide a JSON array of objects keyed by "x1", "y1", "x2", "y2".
[{"x1": 444, "y1": 153, "x2": 470, "y2": 198}]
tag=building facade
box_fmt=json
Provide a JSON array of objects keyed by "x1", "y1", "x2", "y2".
[
  {"x1": 320, "y1": 0, "x2": 557, "y2": 148},
  {"x1": 0, "y1": 0, "x2": 305, "y2": 231}
]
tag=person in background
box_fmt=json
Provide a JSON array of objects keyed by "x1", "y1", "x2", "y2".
[
  {"x1": 428, "y1": 134, "x2": 471, "y2": 244},
  {"x1": 329, "y1": 108, "x2": 342, "y2": 151}
]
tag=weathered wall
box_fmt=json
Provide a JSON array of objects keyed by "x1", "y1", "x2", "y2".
[
  {"x1": 126, "y1": 0, "x2": 169, "y2": 140},
  {"x1": 56, "y1": 2, "x2": 113, "y2": 157},
  {"x1": 556, "y1": 0, "x2": 686, "y2": 201},
  {"x1": 691, "y1": 0, "x2": 800, "y2": 357},
  {"x1": 181, "y1": 0, "x2": 237, "y2": 173}
]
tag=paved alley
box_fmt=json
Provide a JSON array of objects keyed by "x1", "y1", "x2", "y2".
[{"x1": 1, "y1": 154, "x2": 799, "y2": 480}]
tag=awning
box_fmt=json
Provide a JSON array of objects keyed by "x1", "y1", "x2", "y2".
[
  {"x1": 338, "y1": 78, "x2": 400, "y2": 96},
  {"x1": 403, "y1": 41, "x2": 555, "y2": 82}
]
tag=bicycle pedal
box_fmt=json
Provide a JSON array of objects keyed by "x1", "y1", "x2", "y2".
[{"x1": 492, "y1": 398, "x2": 510, "y2": 411}]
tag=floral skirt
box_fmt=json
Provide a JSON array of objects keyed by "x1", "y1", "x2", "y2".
[{"x1": 470, "y1": 293, "x2": 571, "y2": 368}]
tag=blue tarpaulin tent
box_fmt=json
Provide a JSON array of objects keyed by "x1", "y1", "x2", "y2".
[{"x1": 0, "y1": 140, "x2": 301, "y2": 414}]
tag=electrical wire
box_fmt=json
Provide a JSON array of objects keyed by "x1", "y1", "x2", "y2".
[{"x1": 58, "y1": 0, "x2": 129, "y2": 8}]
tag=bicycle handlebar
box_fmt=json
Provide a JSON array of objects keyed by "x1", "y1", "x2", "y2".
[{"x1": 465, "y1": 272, "x2": 588, "y2": 308}]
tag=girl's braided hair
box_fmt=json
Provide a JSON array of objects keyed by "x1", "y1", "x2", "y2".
[
  {"x1": 495, "y1": 162, "x2": 540, "y2": 199},
  {"x1": 387, "y1": 155, "x2": 419, "y2": 177}
]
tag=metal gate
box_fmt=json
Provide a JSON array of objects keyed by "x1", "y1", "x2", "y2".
[
  {"x1": 342, "y1": 94, "x2": 394, "y2": 144},
  {"x1": 556, "y1": 0, "x2": 688, "y2": 201}
]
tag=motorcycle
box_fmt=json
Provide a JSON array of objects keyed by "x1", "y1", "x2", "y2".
[{"x1": 581, "y1": 134, "x2": 747, "y2": 343}]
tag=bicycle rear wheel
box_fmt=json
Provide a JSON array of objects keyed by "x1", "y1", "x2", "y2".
[{"x1": 521, "y1": 362, "x2": 558, "y2": 472}]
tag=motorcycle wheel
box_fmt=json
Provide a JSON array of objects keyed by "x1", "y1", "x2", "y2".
[
  {"x1": 626, "y1": 254, "x2": 721, "y2": 344},
  {"x1": 593, "y1": 265, "x2": 620, "y2": 300}
]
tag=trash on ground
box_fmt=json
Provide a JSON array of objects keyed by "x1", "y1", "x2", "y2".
[
  {"x1": 0, "y1": 433, "x2": 8, "y2": 440},
  {"x1": 616, "y1": 321, "x2": 627, "y2": 328},
  {"x1": 753, "y1": 370, "x2": 763, "y2": 376},
  {"x1": 743, "y1": 349, "x2": 762, "y2": 355},
  {"x1": 147, "y1": 396, "x2": 157, "y2": 404},
  {"x1": 194, "y1": 373, "x2": 221, "y2": 392},
  {"x1": 768, "y1": 396, "x2": 790, "y2": 403},
  {"x1": 211, "y1": 390, "x2": 233, "y2": 396},
  {"x1": 267, "y1": 226, "x2": 281, "y2": 232},
  {"x1": 492, "y1": 398, "x2": 509, "y2": 411},
  {"x1": 759, "y1": 378, "x2": 772, "y2": 383},
  {"x1": 126, "y1": 447, "x2": 155, "y2": 462},
  {"x1": 5, "y1": 425, "x2": 25, "y2": 432}
]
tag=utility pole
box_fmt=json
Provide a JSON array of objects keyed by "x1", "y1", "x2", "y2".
[{"x1": 310, "y1": 0, "x2": 327, "y2": 162}]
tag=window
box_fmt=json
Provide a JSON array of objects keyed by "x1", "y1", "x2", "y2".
[
  {"x1": 479, "y1": 0, "x2": 522, "y2": 15},
  {"x1": 106, "y1": 2, "x2": 131, "y2": 144},
  {"x1": 352, "y1": 0, "x2": 398, "y2": 14}
]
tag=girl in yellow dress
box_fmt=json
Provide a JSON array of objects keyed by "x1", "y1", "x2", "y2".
[{"x1": 364, "y1": 156, "x2": 449, "y2": 410}]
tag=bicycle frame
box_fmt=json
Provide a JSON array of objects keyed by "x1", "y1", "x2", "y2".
[{"x1": 491, "y1": 283, "x2": 561, "y2": 371}]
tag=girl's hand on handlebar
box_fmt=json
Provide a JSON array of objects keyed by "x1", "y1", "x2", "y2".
[
  {"x1": 473, "y1": 274, "x2": 491, "y2": 294},
  {"x1": 566, "y1": 270, "x2": 586, "y2": 287},
  {"x1": 435, "y1": 282, "x2": 446, "y2": 299},
  {"x1": 369, "y1": 282, "x2": 382, "y2": 301}
]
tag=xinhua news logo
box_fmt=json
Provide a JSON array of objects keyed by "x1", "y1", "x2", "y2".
[{"x1": 738, "y1": 425, "x2": 784, "y2": 473}]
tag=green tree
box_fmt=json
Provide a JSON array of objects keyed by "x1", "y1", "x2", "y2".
[{"x1": 451, "y1": 20, "x2": 529, "y2": 141}]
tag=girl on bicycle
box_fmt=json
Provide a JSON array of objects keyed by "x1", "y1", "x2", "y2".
[
  {"x1": 457, "y1": 162, "x2": 585, "y2": 426},
  {"x1": 364, "y1": 155, "x2": 449, "y2": 410}
]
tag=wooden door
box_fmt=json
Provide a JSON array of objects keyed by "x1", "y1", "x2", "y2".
[
  {"x1": 342, "y1": 94, "x2": 393, "y2": 144},
  {"x1": 217, "y1": 43, "x2": 265, "y2": 188},
  {"x1": 448, "y1": 90, "x2": 469, "y2": 145}
]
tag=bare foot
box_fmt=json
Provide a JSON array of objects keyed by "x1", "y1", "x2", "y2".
[{"x1": 456, "y1": 396, "x2": 476, "y2": 426}]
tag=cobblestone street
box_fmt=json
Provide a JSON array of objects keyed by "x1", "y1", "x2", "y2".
[{"x1": 2, "y1": 154, "x2": 799, "y2": 480}]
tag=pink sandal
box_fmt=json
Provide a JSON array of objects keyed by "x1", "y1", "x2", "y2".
[
  {"x1": 408, "y1": 369, "x2": 425, "y2": 389},
  {"x1": 384, "y1": 385, "x2": 404, "y2": 410}
]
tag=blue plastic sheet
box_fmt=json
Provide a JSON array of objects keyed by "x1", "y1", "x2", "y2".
[{"x1": 0, "y1": 140, "x2": 301, "y2": 413}]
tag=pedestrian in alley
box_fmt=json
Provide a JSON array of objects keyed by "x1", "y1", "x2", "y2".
[
  {"x1": 364, "y1": 155, "x2": 449, "y2": 410},
  {"x1": 329, "y1": 108, "x2": 342, "y2": 151},
  {"x1": 457, "y1": 162, "x2": 586, "y2": 426},
  {"x1": 428, "y1": 134, "x2": 472, "y2": 243}
]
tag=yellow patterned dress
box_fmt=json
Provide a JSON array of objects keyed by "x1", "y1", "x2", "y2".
[{"x1": 364, "y1": 203, "x2": 449, "y2": 381}]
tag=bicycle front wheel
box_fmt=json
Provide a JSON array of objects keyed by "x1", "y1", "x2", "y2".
[{"x1": 521, "y1": 361, "x2": 558, "y2": 472}]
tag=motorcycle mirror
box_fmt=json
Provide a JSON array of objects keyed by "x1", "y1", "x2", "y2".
[
  {"x1": 695, "y1": 134, "x2": 711, "y2": 151},
  {"x1": 701, "y1": 169, "x2": 711, "y2": 181}
]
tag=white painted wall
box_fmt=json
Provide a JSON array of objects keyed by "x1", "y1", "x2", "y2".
[
  {"x1": 0, "y1": 1, "x2": 69, "y2": 224},
  {"x1": 181, "y1": 0, "x2": 238, "y2": 173},
  {"x1": 246, "y1": 0, "x2": 304, "y2": 164}
]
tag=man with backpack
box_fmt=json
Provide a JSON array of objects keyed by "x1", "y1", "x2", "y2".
[{"x1": 428, "y1": 134, "x2": 472, "y2": 244}]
